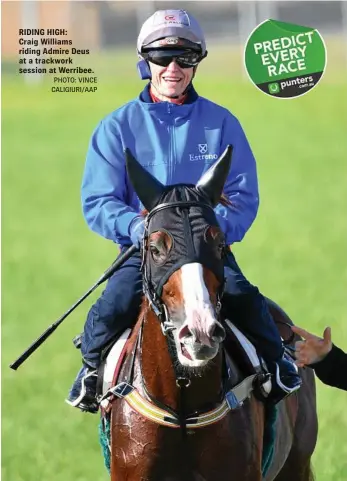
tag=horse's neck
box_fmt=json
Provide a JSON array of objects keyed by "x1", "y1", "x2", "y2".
[{"x1": 138, "y1": 308, "x2": 224, "y2": 414}]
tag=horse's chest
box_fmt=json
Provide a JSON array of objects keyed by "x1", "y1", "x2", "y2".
[{"x1": 113, "y1": 407, "x2": 258, "y2": 480}]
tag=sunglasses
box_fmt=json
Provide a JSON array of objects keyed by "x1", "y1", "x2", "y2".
[{"x1": 142, "y1": 49, "x2": 203, "y2": 69}]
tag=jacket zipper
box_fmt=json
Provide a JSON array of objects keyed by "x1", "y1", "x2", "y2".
[{"x1": 167, "y1": 103, "x2": 174, "y2": 183}]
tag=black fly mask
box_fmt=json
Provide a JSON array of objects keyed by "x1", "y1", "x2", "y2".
[
  {"x1": 125, "y1": 146, "x2": 233, "y2": 322},
  {"x1": 143, "y1": 185, "x2": 225, "y2": 297}
]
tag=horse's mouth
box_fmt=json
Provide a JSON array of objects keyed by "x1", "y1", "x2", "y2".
[
  {"x1": 180, "y1": 343, "x2": 193, "y2": 361},
  {"x1": 179, "y1": 338, "x2": 219, "y2": 364}
]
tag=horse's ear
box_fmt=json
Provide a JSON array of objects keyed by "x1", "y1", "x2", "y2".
[
  {"x1": 125, "y1": 148, "x2": 165, "y2": 211},
  {"x1": 196, "y1": 145, "x2": 233, "y2": 207}
]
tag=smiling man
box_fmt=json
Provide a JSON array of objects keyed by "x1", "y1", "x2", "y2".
[
  {"x1": 66, "y1": 9, "x2": 302, "y2": 413},
  {"x1": 139, "y1": 36, "x2": 202, "y2": 102}
]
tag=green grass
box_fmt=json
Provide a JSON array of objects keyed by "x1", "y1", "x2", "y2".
[{"x1": 2, "y1": 40, "x2": 347, "y2": 481}]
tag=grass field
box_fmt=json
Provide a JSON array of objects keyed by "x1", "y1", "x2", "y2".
[{"x1": 2, "y1": 38, "x2": 347, "y2": 481}]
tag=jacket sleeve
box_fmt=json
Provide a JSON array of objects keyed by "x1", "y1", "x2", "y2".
[
  {"x1": 214, "y1": 114, "x2": 259, "y2": 245},
  {"x1": 81, "y1": 118, "x2": 139, "y2": 243},
  {"x1": 311, "y1": 345, "x2": 347, "y2": 391}
]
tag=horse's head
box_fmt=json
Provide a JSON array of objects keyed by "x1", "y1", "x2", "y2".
[{"x1": 126, "y1": 146, "x2": 232, "y2": 369}]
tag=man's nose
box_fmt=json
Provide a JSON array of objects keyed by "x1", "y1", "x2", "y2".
[{"x1": 166, "y1": 59, "x2": 180, "y2": 71}]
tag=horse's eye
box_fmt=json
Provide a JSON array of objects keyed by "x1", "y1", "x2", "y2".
[
  {"x1": 148, "y1": 231, "x2": 173, "y2": 264},
  {"x1": 204, "y1": 226, "x2": 226, "y2": 260},
  {"x1": 150, "y1": 245, "x2": 160, "y2": 257}
]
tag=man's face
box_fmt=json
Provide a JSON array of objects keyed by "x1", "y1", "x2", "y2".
[{"x1": 149, "y1": 59, "x2": 195, "y2": 99}]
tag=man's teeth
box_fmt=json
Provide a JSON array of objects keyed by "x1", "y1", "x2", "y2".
[{"x1": 164, "y1": 78, "x2": 181, "y2": 82}]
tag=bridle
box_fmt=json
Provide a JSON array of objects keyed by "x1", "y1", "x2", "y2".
[
  {"x1": 137, "y1": 198, "x2": 226, "y2": 436},
  {"x1": 140, "y1": 199, "x2": 225, "y2": 336}
]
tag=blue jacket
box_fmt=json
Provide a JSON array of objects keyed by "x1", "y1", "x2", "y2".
[{"x1": 81, "y1": 84, "x2": 259, "y2": 246}]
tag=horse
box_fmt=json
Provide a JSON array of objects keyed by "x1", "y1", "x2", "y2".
[{"x1": 106, "y1": 146, "x2": 318, "y2": 481}]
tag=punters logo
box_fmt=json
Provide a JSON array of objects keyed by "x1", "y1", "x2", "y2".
[{"x1": 244, "y1": 19, "x2": 327, "y2": 99}]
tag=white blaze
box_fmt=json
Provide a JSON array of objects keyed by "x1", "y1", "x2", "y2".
[{"x1": 180, "y1": 263, "x2": 217, "y2": 345}]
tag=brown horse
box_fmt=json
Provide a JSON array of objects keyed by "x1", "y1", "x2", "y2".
[{"x1": 108, "y1": 147, "x2": 318, "y2": 481}]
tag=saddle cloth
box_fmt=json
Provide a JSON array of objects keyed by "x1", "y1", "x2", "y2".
[{"x1": 100, "y1": 328, "x2": 131, "y2": 403}]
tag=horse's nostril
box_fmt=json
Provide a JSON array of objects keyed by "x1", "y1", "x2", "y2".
[
  {"x1": 211, "y1": 323, "x2": 226, "y2": 342},
  {"x1": 178, "y1": 324, "x2": 193, "y2": 341}
]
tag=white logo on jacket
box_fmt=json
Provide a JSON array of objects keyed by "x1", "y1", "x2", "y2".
[{"x1": 189, "y1": 144, "x2": 218, "y2": 161}]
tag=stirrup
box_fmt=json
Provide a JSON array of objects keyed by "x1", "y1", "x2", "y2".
[
  {"x1": 266, "y1": 363, "x2": 301, "y2": 404},
  {"x1": 275, "y1": 363, "x2": 301, "y2": 394},
  {"x1": 65, "y1": 369, "x2": 99, "y2": 412}
]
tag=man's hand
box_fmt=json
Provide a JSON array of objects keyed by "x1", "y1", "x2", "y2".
[
  {"x1": 129, "y1": 216, "x2": 145, "y2": 248},
  {"x1": 291, "y1": 325, "x2": 333, "y2": 368}
]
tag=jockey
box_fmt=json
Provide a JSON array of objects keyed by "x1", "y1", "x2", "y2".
[{"x1": 66, "y1": 9, "x2": 302, "y2": 413}]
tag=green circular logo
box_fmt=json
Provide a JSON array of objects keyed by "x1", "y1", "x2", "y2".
[{"x1": 244, "y1": 19, "x2": 327, "y2": 99}]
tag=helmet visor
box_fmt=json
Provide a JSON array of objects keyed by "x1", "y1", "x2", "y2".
[{"x1": 142, "y1": 49, "x2": 203, "y2": 69}]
